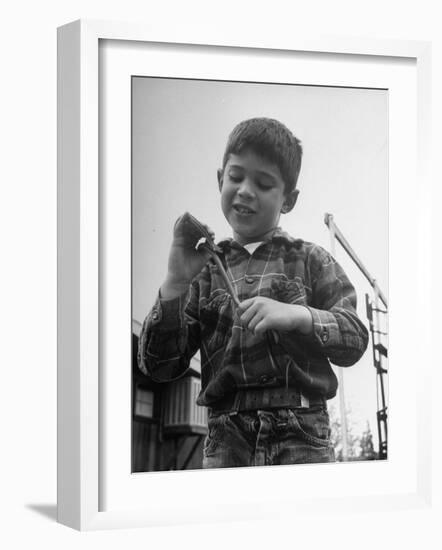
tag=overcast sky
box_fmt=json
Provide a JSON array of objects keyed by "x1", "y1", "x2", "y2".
[{"x1": 132, "y1": 77, "x2": 388, "y2": 446}]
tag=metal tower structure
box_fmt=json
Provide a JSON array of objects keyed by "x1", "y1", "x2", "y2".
[
  {"x1": 365, "y1": 290, "x2": 388, "y2": 459},
  {"x1": 324, "y1": 213, "x2": 388, "y2": 460}
]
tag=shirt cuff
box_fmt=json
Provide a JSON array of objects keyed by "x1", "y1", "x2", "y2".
[
  {"x1": 149, "y1": 293, "x2": 185, "y2": 330},
  {"x1": 307, "y1": 306, "x2": 341, "y2": 348}
]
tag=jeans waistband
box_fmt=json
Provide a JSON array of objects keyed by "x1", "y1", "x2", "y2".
[{"x1": 209, "y1": 387, "x2": 324, "y2": 413}]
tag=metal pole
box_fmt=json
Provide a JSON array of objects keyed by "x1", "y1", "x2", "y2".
[
  {"x1": 327, "y1": 215, "x2": 349, "y2": 461},
  {"x1": 324, "y1": 213, "x2": 388, "y2": 309}
]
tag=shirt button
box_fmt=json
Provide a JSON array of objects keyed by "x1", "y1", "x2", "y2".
[
  {"x1": 151, "y1": 310, "x2": 159, "y2": 321},
  {"x1": 322, "y1": 329, "x2": 329, "y2": 343},
  {"x1": 245, "y1": 276, "x2": 254, "y2": 284}
]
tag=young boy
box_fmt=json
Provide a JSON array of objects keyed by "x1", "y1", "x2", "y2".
[{"x1": 138, "y1": 117, "x2": 368, "y2": 468}]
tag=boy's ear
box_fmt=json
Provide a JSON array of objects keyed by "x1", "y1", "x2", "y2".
[
  {"x1": 217, "y1": 168, "x2": 223, "y2": 191},
  {"x1": 281, "y1": 189, "x2": 299, "y2": 214}
]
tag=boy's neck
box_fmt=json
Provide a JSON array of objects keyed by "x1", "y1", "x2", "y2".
[{"x1": 233, "y1": 226, "x2": 280, "y2": 246}]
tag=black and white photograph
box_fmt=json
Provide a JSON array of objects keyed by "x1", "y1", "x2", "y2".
[{"x1": 131, "y1": 76, "x2": 388, "y2": 472}]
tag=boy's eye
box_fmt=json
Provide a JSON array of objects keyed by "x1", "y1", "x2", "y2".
[
  {"x1": 257, "y1": 181, "x2": 273, "y2": 191},
  {"x1": 228, "y1": 172, "x2": 242, "y2": 183}
]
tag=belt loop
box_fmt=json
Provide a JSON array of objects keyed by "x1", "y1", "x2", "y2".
[
  {"x1": 228, "y1": 392, "x2": 241, "y2": 415},
  {"x1": 300, "y1": 392, "x2": 310, "y2": 408}
]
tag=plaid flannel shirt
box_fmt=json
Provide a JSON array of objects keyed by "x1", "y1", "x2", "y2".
[{"x1": 138, "y1": 229, "x2": 369, "y2": 404}]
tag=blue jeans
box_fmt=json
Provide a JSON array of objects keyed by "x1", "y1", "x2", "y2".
[{"x1": 202, "y1": 406, "x2": 335, "y2": 468}]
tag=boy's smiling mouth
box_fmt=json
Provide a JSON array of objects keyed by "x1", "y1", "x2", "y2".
[{"x1": 233, "y1": 203, "x2": 256, "y2": 215}]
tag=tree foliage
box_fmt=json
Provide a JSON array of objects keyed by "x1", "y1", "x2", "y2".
[{"x1": 329, "y1": 405, "x2": 377, "y2": 461}]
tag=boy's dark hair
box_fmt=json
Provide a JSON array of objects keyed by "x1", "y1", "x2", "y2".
[{"x1": 222, "y1": 117, "x2": 303, "y2": 193}]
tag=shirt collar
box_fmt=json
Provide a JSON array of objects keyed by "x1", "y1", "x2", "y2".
[{"x1": 217, "y1": 228, "x2": 300, "y2": 251}]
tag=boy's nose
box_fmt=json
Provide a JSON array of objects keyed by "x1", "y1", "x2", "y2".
[{"x1": 237, "y1": 179, "x2": 255, "y2": 199}]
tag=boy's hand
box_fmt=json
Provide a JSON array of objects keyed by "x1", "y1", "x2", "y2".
[
  {"x1": 161, "y1": 213, "x2": 213, "y2": 299},
  {"x1": 238, "y1": 296, "x2": 313, "y2": 336}
]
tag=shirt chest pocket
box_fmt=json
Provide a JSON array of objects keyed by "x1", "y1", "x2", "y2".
[
  {"x1": 199, "y1": 293, "x2": 234, "y2": 351},
  {"x1": 270, "y1": 278, "x2": 308, "y2": 306}
]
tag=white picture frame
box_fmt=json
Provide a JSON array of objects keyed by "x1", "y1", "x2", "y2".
[{"x1": 57, "y1": 19, "x2": 432, "y2": 531}]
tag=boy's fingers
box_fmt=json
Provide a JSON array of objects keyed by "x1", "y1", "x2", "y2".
[
  {"x1": 247, "y1": 312, "x2": 264, "y2": 333},
  {"x1": 238, "y1": 297, "x2": 256, "y2": 311},
  {"x1": 253, "y1": 320, "x2": 267, "y2": 336},
  {"x1": 239, "y1": 302, "x2": 259, "y2": 324}
]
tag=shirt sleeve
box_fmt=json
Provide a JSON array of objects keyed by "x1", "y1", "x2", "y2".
[
  {"x1": 281, "y1": 245, "x2": 369, "y2": 367},
  {"x1": 137, "y1": 282, "x2": 201, "y2": 381}
]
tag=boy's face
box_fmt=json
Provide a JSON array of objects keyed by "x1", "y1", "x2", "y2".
[{"x1": 218, "y1": 149, "x2": 298, "y2": 245}]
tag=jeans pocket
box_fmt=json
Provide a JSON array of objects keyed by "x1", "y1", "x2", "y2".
[{"x1": 287, "y1": 407, "x2": 331, "y2": 448}]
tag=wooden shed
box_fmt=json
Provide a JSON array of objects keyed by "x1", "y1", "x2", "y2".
[{"x1": 132, "y1": 321, "x2": 207, "y2": 472}]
